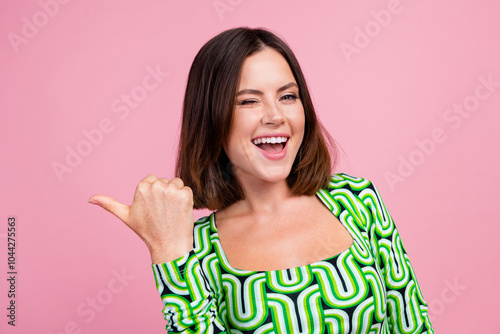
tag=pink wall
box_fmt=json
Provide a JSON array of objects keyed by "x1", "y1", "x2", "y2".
[{"x1": 1, "y1": 1, "x2": 499, "y2": 333}]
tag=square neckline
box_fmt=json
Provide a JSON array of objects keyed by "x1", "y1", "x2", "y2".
[{"x1": 211, "y1": 190, "x2": 356, "y2": 274}]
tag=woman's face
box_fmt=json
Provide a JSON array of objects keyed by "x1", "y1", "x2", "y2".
[{"x1": 224, "y1": 47, "x2": 305, "y2": 187}]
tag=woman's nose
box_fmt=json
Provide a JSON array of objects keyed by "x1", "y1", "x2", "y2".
[{"x1": 262, "y1": 101, "x2": 285, "y2": 125}]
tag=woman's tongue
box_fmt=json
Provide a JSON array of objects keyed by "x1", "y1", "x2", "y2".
[{"x1": 259, "y1": 143, "x2": 283, "y2": 153}]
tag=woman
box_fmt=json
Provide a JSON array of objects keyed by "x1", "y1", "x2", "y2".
[{"x1": 89, "y1": 27, "x2": 434, "y2": 333}]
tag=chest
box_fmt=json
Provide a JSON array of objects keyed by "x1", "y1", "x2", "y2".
[
  {"x1": 213, "y1": 251, "x2": 388, "y2": 333},
  {"x1": 216, "y1": 201, "x2": 354, "y2": 272}
]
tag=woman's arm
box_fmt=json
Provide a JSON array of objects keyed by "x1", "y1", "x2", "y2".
[
  {"x1": 363, "y1": 181, "x2": 434, "y2": 333},
  {"x1": 152, "y1": 250, "x2": 227, "y2": 333},
  {"x1": 89, "y1": 175, "x2": 227, "y2": 331}
]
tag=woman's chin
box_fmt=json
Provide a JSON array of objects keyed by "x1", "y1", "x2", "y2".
[
  {"x1": 232, "y1": 164, "x2": 293, "y2": 185},
  {"x1": 257, "y1": 168, "x2": 293, "y2": 184}
]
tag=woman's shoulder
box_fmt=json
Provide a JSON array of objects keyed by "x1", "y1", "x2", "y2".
[
  {"x1": 322, "y1": 173, "x2": 388, "y2": 208},
  {"x1": 322, "y1": 173, "x2": 393, "y2": 234},
  {"x1": 325, "y1": 172, "x2": 375, "y2": 192},
  {"x1": 193, "y1": 213, "x2": 213, "y2": 226},
  {"x1": 188, "y1": 214, "x2": 217, "y2": 259}
]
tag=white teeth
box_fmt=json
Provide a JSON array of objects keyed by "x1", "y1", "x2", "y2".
[{"x1": 252, "y1": 136, "x2": 288, "y2": 145}]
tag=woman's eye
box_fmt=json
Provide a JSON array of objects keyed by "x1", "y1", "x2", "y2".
[
  {"x1": 281, "y1": 94, "x2": 298, "y2": 102},
  {"x1": 237, "y1": 100, "x2": 257, "y2": 106}
]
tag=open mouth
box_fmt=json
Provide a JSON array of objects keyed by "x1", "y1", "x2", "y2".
[{"x1": 251, "y1": 136, "x2": 288, "y2": 153}]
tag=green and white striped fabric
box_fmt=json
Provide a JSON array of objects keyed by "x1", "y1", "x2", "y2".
[{"x1": 152, "y1": 173, "x2": 434, "y2": 333}]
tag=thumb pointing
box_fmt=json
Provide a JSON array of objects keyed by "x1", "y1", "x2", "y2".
[{"x1": 88, "y1": 195, "x2": 130, "y2": 223}]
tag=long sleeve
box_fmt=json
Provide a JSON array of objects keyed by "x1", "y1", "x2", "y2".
[
  {"x1": 152, "y1": 250, "x2": 227, "y2": 333},
  {"x1": 363, "y1": 181, "x2": 434, "y2": 333}
]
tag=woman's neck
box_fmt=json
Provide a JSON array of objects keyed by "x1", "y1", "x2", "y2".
[{"x1": 233, "y1": 176, "x2": 294, "y2": 215}]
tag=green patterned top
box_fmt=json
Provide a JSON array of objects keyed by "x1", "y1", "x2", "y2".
[{"x1": 152, "y1": 174, "x2": 434, "y2": 333}]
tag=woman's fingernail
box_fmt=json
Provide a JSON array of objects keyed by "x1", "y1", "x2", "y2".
[{"x1": 88, "y1": 198, "x2": 100, "y2": 205}]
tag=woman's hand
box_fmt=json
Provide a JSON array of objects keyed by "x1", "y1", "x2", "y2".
[{"x1": 88, "y1": 175, "x2": 194, "y2": 264}]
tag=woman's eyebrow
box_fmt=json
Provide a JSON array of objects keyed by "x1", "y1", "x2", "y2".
[
  {"x1": 277, "y1": 82, "x2": 298, "y2": 92},
  {"x1": 235, "y1": 89, "x2": 263, "y2": 97},
  {"x1": 235, "y1": 82, "x2": 299, "y2": 97}
]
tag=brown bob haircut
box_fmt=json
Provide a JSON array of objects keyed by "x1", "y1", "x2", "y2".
[{"x1": 176, "y1": 27, "x2": 338, "y2": 210}]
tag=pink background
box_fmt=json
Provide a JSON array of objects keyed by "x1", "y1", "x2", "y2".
[{"x1": 1, "y1": 0, "x2": 499, "y2": 333}]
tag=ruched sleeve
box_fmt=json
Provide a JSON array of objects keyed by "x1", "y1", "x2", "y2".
[
  {"x1": 152, "y1": 250, "x2": 227, "y2": 333},
  {"x1": 363, "y1": 180, "x2": 434, "y2": 333}
]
